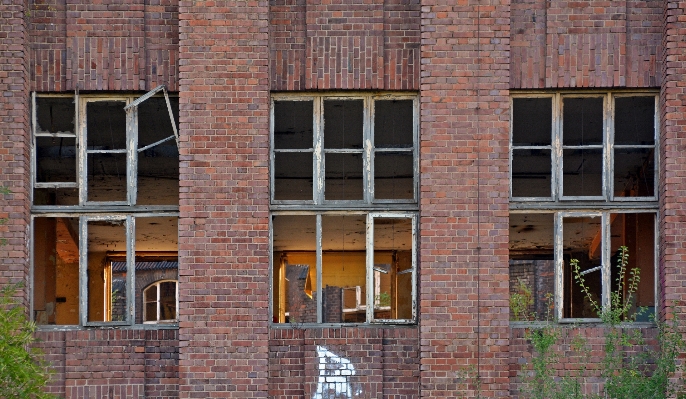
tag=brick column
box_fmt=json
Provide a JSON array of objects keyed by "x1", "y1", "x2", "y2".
[
  {"x1": 178, "y1": 1, "x2": 270, "y2": 397},
  {"x1": 660, "y1": 1, "x2": 686, "y2": 317},
  {"x1": 0, "y1": 0, "x2": 31, "y2": 304},
  {"x1": 419, "y1": 0, "x2": 510, "y2": 397}
]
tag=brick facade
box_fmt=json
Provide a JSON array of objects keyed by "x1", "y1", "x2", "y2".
[{"x1": 0, "y1": 0, "x2": 682, "y2": 397}]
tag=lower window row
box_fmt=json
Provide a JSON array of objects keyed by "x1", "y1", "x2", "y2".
[{"x1": 510, "y1": 211, "x2": 655, "y2": 322}]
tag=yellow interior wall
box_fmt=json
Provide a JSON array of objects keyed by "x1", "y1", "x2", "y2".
[
  {"x1": 55, "y1": 256, "x2": 79, "y2": 325},
  {"x1": 88, "y1": 251, "x2": 106, "y2": 322}
]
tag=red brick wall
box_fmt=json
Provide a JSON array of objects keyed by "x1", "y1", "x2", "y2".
[
  {"x1": 510, "y1": 0, "x2": 662, "y2": 89},
  {"x1": 419, "y1": 0, "x2": 511, "y2": 397},
  {"x1": 0, "y1": 0, "x2": 31, "y2": 306},
  {"x1": 33, "y1": 330, "x2": 179, "y2": 399},
  {"x1": 29, "y1": 0, "x2": 179, "y2": 92},
  {"x1": 177, "y1": 1, "x2": 271, "y2": 397},
  {"x1": 269, "y1": 328, "x2": 419, "y2": 399},
  {"x1": 660, "y1": 1, "x2": 686, "y2": 316},
  {"x1": 509, "y1": 326, "x2": 659, "y2": 398},
  {"x1": 269, "y1": 0, "x2": 420, "y2": 91}
]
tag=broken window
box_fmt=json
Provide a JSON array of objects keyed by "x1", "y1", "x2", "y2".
[
  {"x1": 31, "y1": 87, "x2": 179, "y2": 327},
  {"x1": 271, "y1": 93, "x2": 418, "y2": 325},
  {"x1": 510, "y1": 92, "x2": 657, "y2": 322}
]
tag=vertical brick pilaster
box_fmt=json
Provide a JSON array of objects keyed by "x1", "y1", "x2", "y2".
[
  {"x1": 420, "y1": 0, "x2": 510, "y2": 397},
  {"x1": 659, "y1": 0, "x2": 686, "y2": 317},
  {"x1": 178, "y1": 1, "x2": 270, "y2": 397},
  {"x1": 0, "y1": 0, "x2": 31, "y2": 306}
]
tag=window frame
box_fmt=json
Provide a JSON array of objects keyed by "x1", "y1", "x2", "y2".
[
  {"x1": 510, "y1": 91, "x2": 659, "y2": 203},
  {"x1": 270, "y1": 92, "x2": 419, "y2": 326},
  {"x1": 510, "y1": 90, "x2": 659, "y2": 323},
  {"x1": 270, "y1": 92, "x2": 420, "y2": 208},
  {"x1": 142, "y1": 279, "x2": 179, "y2": 324},
  {"x1": 30, "y1": 86, "x2": 180, "y2": 329}
]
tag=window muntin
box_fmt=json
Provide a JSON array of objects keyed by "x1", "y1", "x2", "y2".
[
  {"x1": 31, "y1": 87, "x2": 179, "y2": 328},
  {"x1": 510, "y1": 91, "x2": 658, "y2": 323},
  {"x1": 271, "y1": 93, "x2": 418, "y2": 206},
  {"x1": 510, "y1": 93, "x2": 657, "y2": 201}
]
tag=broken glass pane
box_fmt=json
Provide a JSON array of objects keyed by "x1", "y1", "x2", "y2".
[
  {"x1": 374, "y1": 152, "x2": 413, "y2": 200},
  {"x1": 87, "y1": 101, "x2": 127, "y2": 150},
  {"x1": 509, "y1": 213, "x2": 554, "y2": 321},
  {"x1": 137, "y1": 97, "x2": 179, "y2": 150},
  {"x1": 272, "y1": 215, "x2": 317, "y2": 324},
  {"x1": 512, "y1": 97, "x2": 552, "y2": 146},
  {"x1": 512, "y1": 148, "x2": 552, "y2": 198},
  {"x1": 322, "y1": 215, "x2": 366, "y2": 323},
  {"x1": 87, "y1": 219, "x2": 127, "y2": 323},
  {"x1": 563, "y1": 97, "x2": 604, "y2": 146},
  {"x1": 87, "y1": 153, "x2": 128, "y2": 202},
  {"x1": 274, "y1": 152, "x2": 313, "y2": 201},
  {"x1": 562, "y1": 148, "x2": 603, "y2": 197},
  {"x1": 374, "y1": 100, "x2": 413, "y2": 148},
  {"x1": 274, "y1": 100, "x2": 314, "y2": 150},
  {"x1": 325, "y1": 153, "x2": 363, "y2": 201},
  {"x1": 36, "y1": 97, "x2": 74, "y2": 134},
  {"x1": 614, "y1": 148, "x2": 655, "y2": 198},
  {"x1": 563, "y1": 216, "x2": 602, "y2": 318},
  {"x1": 35, "y1": 136, "x2": 77, "y2": 183},
  {"x1": 324, "y1": 100, "x2": 364, "y2": 149},
  {"x1": 615, "y1": 96, "x2": 655, "y2": 145},
  {"x1": 610, "y1": 213, "x2": 655, "y2": 321},
  {"x1": 33, "y1": 187, "x2": 78, "y2": 206},
  {"x1": 33, "y1": 217, "x2": 79, "y2": 325},
  {"x1": 373, "y1": 217, "x2": 413, "y2": 320}
]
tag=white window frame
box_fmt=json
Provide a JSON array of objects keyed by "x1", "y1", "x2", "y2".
[{"x1": 142, "y1": 279, "x2": 179, "y2": 324}]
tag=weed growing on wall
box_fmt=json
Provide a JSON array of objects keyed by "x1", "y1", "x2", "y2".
[{"x1": 521, "y1": 246, "x2": 686, "y2": 398}]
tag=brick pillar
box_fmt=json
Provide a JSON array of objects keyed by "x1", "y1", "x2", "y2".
[
  {"x1": 0, "y1": 0, "x2": 31, "y2": 305},
  {"x1": 178, "y1": 1, "x2": 270, "y2": 397},
  {"x1": 419, "y1": 0, "x2": 510, "y2": 397},
  {"x1": 660, "y1": 1, "x2": 686, "y2": 317}
]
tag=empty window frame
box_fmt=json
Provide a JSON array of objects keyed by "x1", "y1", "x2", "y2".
[
  {"x1": 510, "y1": 91, "x2": 658, "y2": 322},
  {"x1": 271, "y1": 213, "x2": 416, "y2": 325},
  {"x1": 271, "y1": 93, "x2": 418, "y2": 204},
  {"x1": 32, "y1": 86, "x2": 180, "y2": 207},
  {"x1": 511, "y1": 93, "x2": 657, "y2": 201}
]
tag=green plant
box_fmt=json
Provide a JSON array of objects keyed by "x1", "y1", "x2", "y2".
[
  {"x1": 375, "y1": 292, "x2": 391, "y2": 307},
  {"x1": 0, "y1": 284, "x2": 55, "y2": 399},
  {"x1": 510, "y1": 278, "x2": 534, "y2": 321}
]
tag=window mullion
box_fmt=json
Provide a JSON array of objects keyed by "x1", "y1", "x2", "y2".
[
  {"x1": 78, "y1": 99, "x2": 87, "y2": 206},
  {"x1": 127, "y1": 215, "x2": 135, "y2": 325},
  {"x1": 604, "y1": 93, "x2": 611, "y2": 201},
  {"x1": 316, "y1": 214, "x2": 323, "y2": 324},
  {"x1": 365, "y1": 96, "x2": 373, "y2": 203},
  {"x1": 554, "y1": 212, "x2": 563, "y2": 321},
  {"x1": 79, "y1": 216, "x2": 88, "y2": 326},
  {"x1": 127, "y1": 102, "x2": 138, "y2": 205},
  {"x1": 366, "y1": 214, "x2": 374, "y2": 322},
  {"x1": 314, "y1": 98, "x2": 324, "y2": 205},
  {"x1": 601, "y1": 212, "x2": 611, "y2": 313},
  {"x1": 553, "y1": 93, "x2": 562, "y2": 201}
]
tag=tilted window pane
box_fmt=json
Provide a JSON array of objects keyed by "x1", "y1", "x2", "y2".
[
  {"x1": 324, "y1": 100, "x2": 364, "y2": 149},
  {"x1": 563, "y1": 97, "x2": 604, "y2": 146},
  {"x1": 614, "y1": 97, "x2": 655, "y2": 145},
  {"x1": 33, "y1": 217, "x2": 80, "y2": 325},
  {"x1": 374, "y1": 100, "x2": 413, "y2": 148},
  {"x1": 36, "y1": 97, "x2": 75, "y2": 134},
  {"x1": 512, "y1": 98, "x2": 552, "y2": 146},
  {"x1": 373, "y1": 218, "x2": 413, "y2": 320},
  {"x1": 36, "y1": 136, "x2": 77, "y2": 183},
  {"x1": 509, "y1": 213, "x2": 554, "y2": 321},
  {"x1": 374, "y1": 152, "x2": 414, "y2": 200},
  {"x1": 563, "y1": 216, "x2": 602, "y2": 319},
  {"x1": 562, "y1": 148, "x2": 603, "y2": 197},
  {"x1": 274, "y1": 152, "x2": 313, "y2": 201},
  {"x1": 614, "y1": 148, "x2": 655, "y2": 198},
  {"x1": 512, "y1": 148, "x2": 552, "y2": 198},
  {"x1": 325, "y1": 153, "x2": 364, "y2": 201},
  {"x1": 274, "y1": 100, "x2": 314, "y2": 150},
  {"x1": 322, "y1": 215, "x2": 366, "y2": 323},
  {"x1": 272, "y1": 215, "x2": 317, "y2": 324}
]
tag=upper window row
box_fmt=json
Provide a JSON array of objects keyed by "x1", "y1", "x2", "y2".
[
  {"x1": 32, "y1": 86, "x2": 179, "y2": 207},
  {"x1": 511, "y1": 93, "x2": 657, "y2": 201},
  {"x1": 271, "y1": 94, "x2": 418, "y2": 205}
]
